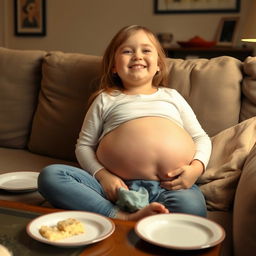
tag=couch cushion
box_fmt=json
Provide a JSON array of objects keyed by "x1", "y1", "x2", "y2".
[
  {"x1": 197, "y1": 117, "x2": 256, "y2": 211},
  {"x1": 0, "y1": 147, "x2": 78, "y2": 204},
  {"x1": 28, "y1": 52, "x2": 101, "y2": 161},
  {"x1": 166, "y1": 56, "x2": 243, "y2": 137},
  {"x1": 0, "y1": 147, "x2": 78, "y2": 172},
  {"x1": 28, "y1": 54, "x2": 243, "y2": 161},
  {"x1": 0, "y1": 47, "x2": 46, "y2": 148}
]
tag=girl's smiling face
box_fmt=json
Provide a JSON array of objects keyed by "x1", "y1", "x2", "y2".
[{"x1": 113, "y1": 30, "x2": 160, "y2": 94}]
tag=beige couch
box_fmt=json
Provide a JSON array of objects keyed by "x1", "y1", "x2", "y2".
[{"x1": 0, "y1": 47, "x2": 256, "y2": 256}]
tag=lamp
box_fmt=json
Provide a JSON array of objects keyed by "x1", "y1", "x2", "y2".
[{"x1": 241, "y1": 1, "x2": 256, "y2": 42}]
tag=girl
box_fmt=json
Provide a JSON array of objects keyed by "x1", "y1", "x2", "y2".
[{"x1": 38, "y1": 25, "x2": 212, "y2": 220}]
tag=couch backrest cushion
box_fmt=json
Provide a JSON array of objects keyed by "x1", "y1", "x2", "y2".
[
  {"x1": 166, "y1": 56, "x2": 243, "y2": 137},
  {"x1": 28, "y1": 53, "x2": 244, "y2": 162},
  {"x1": 0, "y1": 47, "x2": 45, "y2": 149},
  {"x1": 28, "y1": 52, "x2": 101, "y2": 161},
  {"x1": 240, "y1": 56, "x2": 256, "y2": 121}
]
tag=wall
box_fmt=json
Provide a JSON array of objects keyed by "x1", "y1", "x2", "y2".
[
  {"x1": 0, "y1": 0, "x2": 5, "y2": 46},
  {"x1": 0, "y1": 0, "x2": 254, "y2": 56}
]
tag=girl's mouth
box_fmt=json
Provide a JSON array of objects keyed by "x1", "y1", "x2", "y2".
[{"x1": 129, "y1": 64, "x2": 146, "y2": 69}]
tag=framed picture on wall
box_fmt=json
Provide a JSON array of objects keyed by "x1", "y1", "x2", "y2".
[
  {"x1": 14, "y1": 0, "x2": 46, "y2": 36},
  {"x1": 215, "y1": 17, "x2": 239, "y2": 46},
  {"x1": 154, "y1": 0, "x2": 240, "y2": 14}
]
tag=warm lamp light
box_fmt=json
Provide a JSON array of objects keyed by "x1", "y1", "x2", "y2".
[{"x1": 241, "y1": 1, "x2": 256, "y2": 42}]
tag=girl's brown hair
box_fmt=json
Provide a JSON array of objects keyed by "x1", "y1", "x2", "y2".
[{"x1": 89, "y1": 25, "x2": 168, "y2": 104}]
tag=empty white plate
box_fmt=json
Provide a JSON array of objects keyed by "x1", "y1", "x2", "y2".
[
  {"x1": 0, "y1": 171, "x2": 39, "y2": 192},
  {"x1": 135, "y1": 213, "x2": 225, "y2": 250}
]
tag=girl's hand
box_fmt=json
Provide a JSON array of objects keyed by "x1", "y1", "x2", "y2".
[
  {"x1": 95, "y1": 168, "x2": 128, "y2": 202},
  {"x1": 160, "y1": 160, "x2": 204, "y2": 190}
]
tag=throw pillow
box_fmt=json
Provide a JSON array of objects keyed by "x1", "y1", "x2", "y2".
[{"x1": 197, "y1": 117, "x2": 256, "y2": 211}]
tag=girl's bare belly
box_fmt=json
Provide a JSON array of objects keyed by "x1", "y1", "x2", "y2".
[{"x1": 96, "y1": 117, "x2": 195, "y2": 180}]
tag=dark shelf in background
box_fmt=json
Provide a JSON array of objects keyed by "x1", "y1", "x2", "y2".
[{"x1": 164, "y1": 46, "x2": 254, "y2": 61}]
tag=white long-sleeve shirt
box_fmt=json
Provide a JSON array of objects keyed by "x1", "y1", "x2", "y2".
[{"x1": 76, "y1": 87, "x2": 212, "y2": 176}]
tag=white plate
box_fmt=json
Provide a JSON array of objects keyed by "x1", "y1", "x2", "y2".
[
  {"x1": 0, "y1": 171, "x2": 39, "y2": 192},
  {"x1": 135, "y1": 213, "x2": 225, "y2": 250},
  {"x1": 27, "y1": 211, "x2": 115, "y2": 247}
]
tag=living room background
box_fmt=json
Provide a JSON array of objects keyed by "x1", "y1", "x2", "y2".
[{"x1": 0, "y1": 0, "x2": 254, "y2": 56}]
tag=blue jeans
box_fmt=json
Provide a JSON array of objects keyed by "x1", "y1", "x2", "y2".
[{"x1": 38, "y1": 164, "x2": 207, "y2": 218}]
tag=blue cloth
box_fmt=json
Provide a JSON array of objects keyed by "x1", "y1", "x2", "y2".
[
  {"x1": 38, "y1": 164, "x2": 207, "y2": 218},
  {"x1": 116, "y1": 187, "x2": 149, "y2": 212}
]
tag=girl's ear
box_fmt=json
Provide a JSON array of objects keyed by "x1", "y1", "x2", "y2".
[{"x1": 157, "y1": 66, "x2": 160, "y2": 72}]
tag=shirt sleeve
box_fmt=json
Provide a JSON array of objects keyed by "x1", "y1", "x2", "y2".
[
  {"x1": 75, "y1": 94, "x2": 105, "y2": 176},
  {"x1": 173, "y1": 90, "x2": 212, "y2": 169}
]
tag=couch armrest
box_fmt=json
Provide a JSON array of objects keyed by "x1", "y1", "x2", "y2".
[
  {"x1": 240, "y1": 56, "x2": 256, "y2": 121},
  {"x1": 233, "y1": 143, "x2": 256, "y2": 256}
]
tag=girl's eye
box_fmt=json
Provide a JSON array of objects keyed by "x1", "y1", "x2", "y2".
[
  {"x1": 143, "y1": 49, "x2": 152, "y2": 53},
  {"x1": 122, "y1": 49, "x2": 133, "y2": 54}
]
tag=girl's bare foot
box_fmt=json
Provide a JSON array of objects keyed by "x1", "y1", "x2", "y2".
[{"x1": 115, "y1": 202, "x2": 169, "y2": 221}]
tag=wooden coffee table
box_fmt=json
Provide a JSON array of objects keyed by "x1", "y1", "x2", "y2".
[{"x1": 0, "y1": 200, "x2": 221, "y2": 256}]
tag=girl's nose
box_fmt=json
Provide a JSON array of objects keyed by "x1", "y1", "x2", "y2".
[{"x1": 133, "y1": 52, "x2": 143, "y2": 60}]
